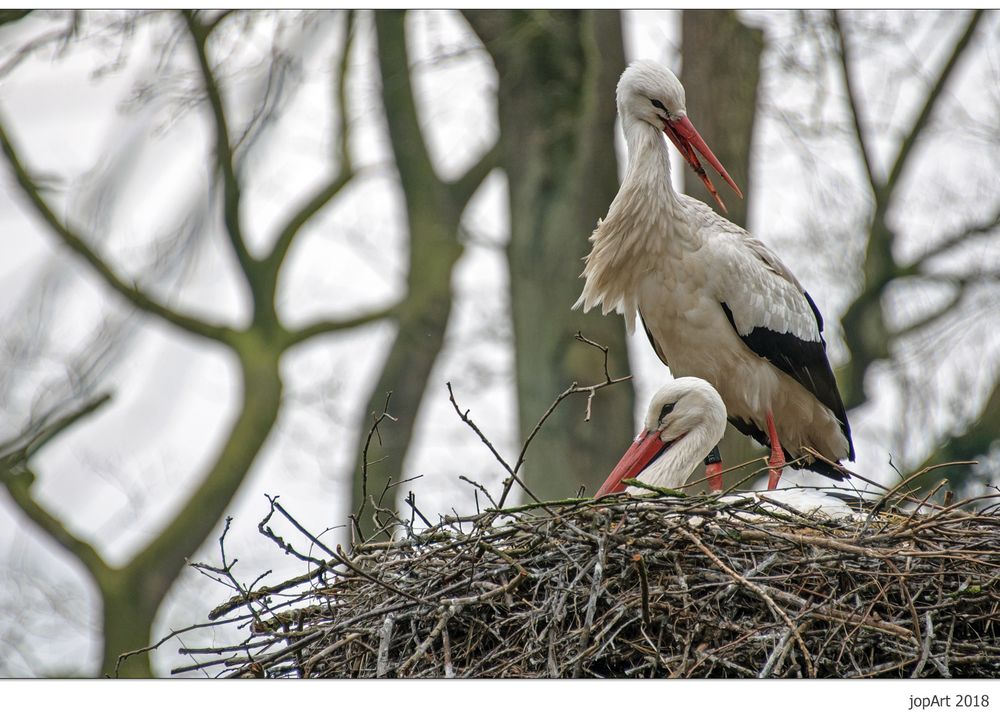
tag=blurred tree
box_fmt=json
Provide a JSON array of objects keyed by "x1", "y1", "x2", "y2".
[
  {"x1": 0, "y1": 9, "x2": 396, "y2": 676},
  {"x1": 463, "y1": 10, "x2": 635, "y2": 499},
  {"x1": 349, "y1": 10, "x2": 497, "y2": 539},
  {"x1": 828, "y1": 9, "x2": 996, "y2": 486},
  {"x1": 0, "y1": 10, "x2": 31, "y2": 26}
]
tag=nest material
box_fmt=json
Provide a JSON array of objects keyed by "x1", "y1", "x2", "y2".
[{"x1": 180, "y1": 493, "x2": 1000, "y2": 678}]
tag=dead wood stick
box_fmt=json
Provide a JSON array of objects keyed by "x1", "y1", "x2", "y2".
[{"x1": 397, "y1": 605, "x2": 459, "y2": 676}]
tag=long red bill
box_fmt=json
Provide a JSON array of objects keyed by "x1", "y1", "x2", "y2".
[
  {"x1": 663, "y1": 115, "x2": 743, "y2": 213},
  {"x1": 594, "y1": 429, "x2": 667, "y2": 498}
]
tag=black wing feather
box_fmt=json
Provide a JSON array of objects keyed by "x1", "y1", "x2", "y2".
[
  {"x1": 639, "y1": 309, "x2": 669, "y2": 366},
  {"x1": 721, "y1": 300, "x2": 855, "y2": 462}
]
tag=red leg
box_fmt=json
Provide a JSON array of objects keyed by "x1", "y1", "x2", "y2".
[
  {"x1": 765, "y1": 411, "x2": 784, "y2": 490},
  {"x1": 706, "y1": 462, "x2": 723, "y2": 492}
]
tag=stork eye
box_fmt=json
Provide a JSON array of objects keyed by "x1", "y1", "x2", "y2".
[
  {"x1": 650, "y1": 99, "x2": 666, "y2": 111},
  {"x1": 658, "y1": 402, "x2": 676, "y2": 422}
]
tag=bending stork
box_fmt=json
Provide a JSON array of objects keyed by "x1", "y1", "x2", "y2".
[
  {"x1": 597, "y1": 380, "x2": 858, "y2": 524},
  {"x1": 595, "y1": 377, "x2": 726, "y2": 497},
  {"x1": 577, "y1": 60, "x2": 854, "y2": 489}
]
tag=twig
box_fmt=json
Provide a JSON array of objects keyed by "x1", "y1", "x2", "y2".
[
  {"x1": 632, "y1": 553, "x2": 651, "y2": 626},
  {"x1": 911, "y1": 611, "x2": 935, "y2": 677},
  {"x1": 512, "y1": 333, "x2": 631, "y2": 478},
  {"x1": 265, "y1": 495, "x2": 335, "y2": 558},
  {"x1": 355, "y1": 393, "x2": 397, "y2": 541},
  {"x1": 0, "y1": 393, "x2": 113, "y2": 463},
  {"x1": 446, "y1": 382, "x2": 548, "y2": 513},
  {"x1": 396, "y1": 605, "x2": 459, "y2": 676},
  {"x1": 404, "y1": 491, "x2": 433, "y2": 529},
  {"x1": 456, "y1": 474, "x2": 498, "y2": 508},
  {"x1": 376, "y1": 615, "x2": 396, "y2": 677},
  {"x1": 335, "y1": 544, "x2": 430, "y2": 605}
]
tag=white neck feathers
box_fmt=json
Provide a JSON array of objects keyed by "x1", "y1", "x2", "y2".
[
  {"x1": 574, "y1": 117, "x2": 681, "y2": 334},
  {"x1": 626, "y1": 423, "x2": 716, "y2": 493}
]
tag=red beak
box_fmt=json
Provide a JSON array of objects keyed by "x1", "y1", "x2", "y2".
[
  {"x1": 595, "y1": 429, "x2": 668, "y2": 498},
  {"x1": 663, "y1": 116, "x2": 743, "y2": 213}
]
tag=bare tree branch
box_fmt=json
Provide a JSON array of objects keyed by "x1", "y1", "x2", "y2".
[
  {"x1": 376, "y1": 12, "x2": 440, "y2": 197},
  {"x1": 446, "y1": 141, "x2": 499, "y2": 209},
  {"x1": 0, "y1": 10, "x2": 32, "y2": 25},
  {"x1": 202, "y1": 9, "x2": 237, "y2": 36},
  {"x1": 908, "y1": 204, "x2": 1000, "y2": 270},
  {"x1": 0, "y1": 394, "x2": 114, "y2": 580},
  {"x1": 885, "y1": 9, "x2": 985, "y2": 193},
  {"x1": 0, "y1": 118, "x2": 234, "y2": 344},
  {"x1": 893, "y1": 292, "x2": 964, "y2": 340},
  {"x1": 181, "y1": 11, "x2": 258, "y2": 285},
  {"x1": 282, "y1": 302, "x2": 399, "y2": 350},
  {"x1": 0, "y1": 11, "x2": 76, "y2": 78},
  {"x1": 265, "y1": 10, "x2": 357, "y2": 283},
  {"x1": 0, "y1": 467, "x2": 111, "y2": 580},
  {"x1": 1, "y1": 393, "x2": 113, "y2": 462},
  {"x1": 831, "y1": 10, "x2": 879, "y2": 198},
  {"x1": 833, "y1": 9, "x2": 988, "y2": 414}
]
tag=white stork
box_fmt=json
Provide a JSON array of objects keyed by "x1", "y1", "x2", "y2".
[
  {"x1": 596, "y1": 380, "x2": 858, "y2": 523},
  {"x1": 577, "y1": 60, "x2": 854, "y2": 490},
  {"x1": 595, "y1": 376, "x2": 726, "y2": 498},
  {"x1": 595, "y1": 377, "x2": 727, "y2": 497}
]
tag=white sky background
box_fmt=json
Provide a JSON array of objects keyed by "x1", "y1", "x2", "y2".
[{"x1": 0, "y1": 9, "x2": 998, "y2": 677}]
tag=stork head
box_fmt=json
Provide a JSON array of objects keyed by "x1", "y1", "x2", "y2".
[
  {"x1": 595, "y1": 377, "x2": 727, "y2": 497},
  {"x1": 641, "y1": 377, "x2": 727, "y2": 443},
  {"x1": 617, "y1": 60, "x2": 743, "y2": 212}
]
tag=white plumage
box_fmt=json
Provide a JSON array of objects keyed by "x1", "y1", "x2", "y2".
[
  {"x1": 595, "y1": 377, "x2": 727, "y2": 497},
  {"x1": 577, "y1": 60, "x2": 854, "y2": 488},
  {"x1": 716, "y1": 489, "x2": 858, "y2": 522}
]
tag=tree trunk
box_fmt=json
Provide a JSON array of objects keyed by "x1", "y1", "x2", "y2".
[
  {"x1": 680, "y1": 10, "x2": 767, "y2": 484},
  {"x1": 350, "y1": 231, "x2": 461, "y2": 540},
  {"x1": 465, "y1": 10, "x2": 635, "y2": 499},
  {"x1": 350, "y1": 11, "x2": 494, "y2": 538},
  {"x1": 98, "y1": 569, "x2": 160, "y2": 677},
  {"x1": 107, "y1": 342, "x2": 284, "y2": 676},
  {"x1": 918, "y1": 380, "x2": 1000, "y2": 487}
]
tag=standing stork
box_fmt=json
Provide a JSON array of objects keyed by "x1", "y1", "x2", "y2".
[{"x1": 576, "y1": 60, "x2": 854, "y2": 489}]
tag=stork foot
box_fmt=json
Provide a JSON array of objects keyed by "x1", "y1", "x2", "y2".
[{"x1": 765, "y1": 412, "x2": 784, "y2": 490}]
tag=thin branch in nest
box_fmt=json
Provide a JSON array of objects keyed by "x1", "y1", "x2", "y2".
[
  {"x1": 404, "y1": 491, "x2": 433, "y2": 530},
  {"x1": 355, "y1": 392, "x2": 397, "y2": 543},
  {"x1": 572, "y1": 531, "x2": 607, "y2": 678},
  {"x1": 445, "y1": 381, "x2": 547, "y2": 513},
  {"x1": 334, "y1": 544, "x2": 429, "y2": 606},
  {"x1": 256, "y1": 500, "x2": 326, "y2": 567},
  {"x1": 396, "y1": 605, "x2": 459, "y2": 676},
  {"x1": 447, "y1": 333, "x2": 631, "y2": 514},
  {"x1": 632, "y1": 553, "x2": 651, "y2": 627},
  {"x1": 456, "y1": 474, "x2": 497, "y2": 509},
  {"x1": 264, "y1": 494, "x2": 335, "y2": 558},
  {"x1": 512, "y1": 333, "x2": 631, "y2": 478}
]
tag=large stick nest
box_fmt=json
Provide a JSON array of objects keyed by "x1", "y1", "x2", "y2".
[{"x1": 175, "y1": 491, "x2": 1000, "y2": 678}]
